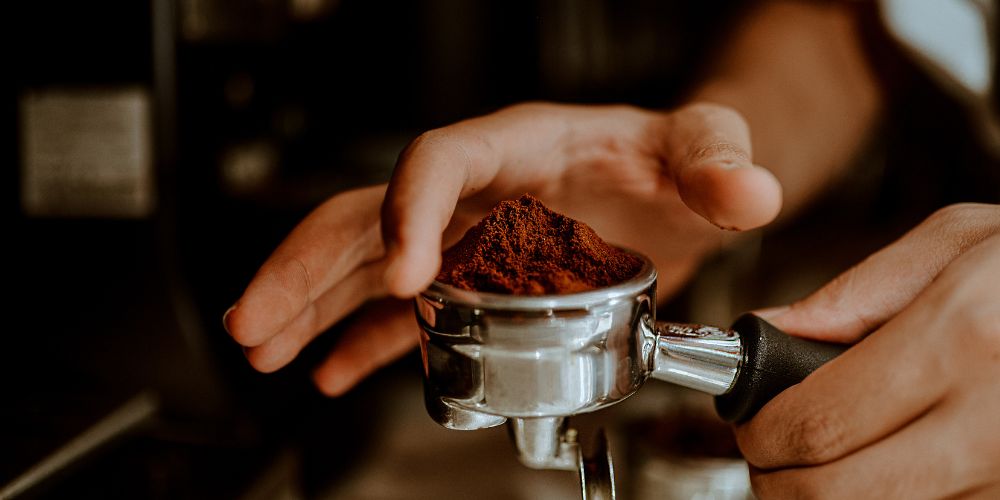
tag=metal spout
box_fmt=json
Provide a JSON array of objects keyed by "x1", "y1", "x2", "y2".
[
  {"x1": 642, "y1": 316, "x2": 743, "y2": 395},
  {"x1": 508, "y1": 417, "x2": 578, "y2": 470}
]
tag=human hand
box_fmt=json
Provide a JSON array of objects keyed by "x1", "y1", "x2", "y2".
[
  {"x1": 737, "y1": 204, "x2": 1000, "y2": 499},
  {"x1": 223, "y1": 102, "x2": 783, "y2": 396}
]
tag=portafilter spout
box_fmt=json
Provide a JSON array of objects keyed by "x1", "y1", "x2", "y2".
[{"x1": 644, "y1": 313, "x2": 846, "y2": 423}]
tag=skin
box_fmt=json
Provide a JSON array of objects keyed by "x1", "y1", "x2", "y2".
[
  {"x1": 226, "y1": 102, "x2": 782, "y2": 392},
  {"x1": 222, "y1": 1, "x2": 1000, "y2": 496},
  {"x1": 743, "y1": 204, "x2": 1000, "y2": 499},
  {"x1": 225, "y1": 0, "x2": 880, "y2": 397}
]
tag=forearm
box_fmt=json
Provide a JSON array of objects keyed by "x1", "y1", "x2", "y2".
[{"x1": 691, "y1": 1, "x2": 883, "y2": 217}]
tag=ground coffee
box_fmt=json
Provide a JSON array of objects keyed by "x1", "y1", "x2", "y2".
[{"x1": 437, "y1": 194, "x2": 643, "y2": 295}]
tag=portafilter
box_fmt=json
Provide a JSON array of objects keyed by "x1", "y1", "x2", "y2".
[{"x1": 414, "y1": 251, "x2": 845, "y2": 499}]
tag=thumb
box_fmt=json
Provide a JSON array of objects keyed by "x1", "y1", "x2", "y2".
[
  {"x1": 757, "y1": 204, "x2": 1000, "y2": 342},
  {"x1": 664, "y1": 104, "x2": 782, "y2": 231}
]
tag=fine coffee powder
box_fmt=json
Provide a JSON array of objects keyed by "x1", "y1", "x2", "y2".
[{"x1": 437, "y1": 194, "x2": 643, "y2": 295}]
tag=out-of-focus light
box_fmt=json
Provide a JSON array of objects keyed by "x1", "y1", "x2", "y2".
[
  {"x1": 881, "y1": 0, "x2": 993, "y2": 97},
  {"x1": 290, "y1": 0, "x2": 339, "y2": 22},
  {"x1": 219, "y1": 140, "x2": 278, "y2": 195},
  {"x1": 20, "y1": 87, "x2": 155, "y2": 218},
  {"x1": 881, "y1": 0, "x2": 1000, "y2": 154}
]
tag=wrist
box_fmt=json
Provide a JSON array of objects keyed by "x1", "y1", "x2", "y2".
[{"x1": 682, "y1": 2, "x2": 883, "y2": 219}]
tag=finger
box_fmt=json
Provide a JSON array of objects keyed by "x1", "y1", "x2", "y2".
[
  {"x1": 242, "y1": 259, "x2": 388, "y2": 373},
  {"x1": 380, "y1": 128, "x2": 499, "y2": 298},
  {"x1": 736, "y1": 293, "x2": 952, "y2": 469},
  {"x1": 961, "y1": 483, "x2": 1000, "y2": 499},
  {"x1": 759, "y1": 203, "x2": 1000, "y2": 342},
  {"x1": 750, "y1": 402, "x2": 985, "y2": 500},
  {"x1": 312, "y1": 299, "x2": 419, "y2": 397},
  {"x1": 663, "y1": 103, "x2": 782, "y2": 230},
  {"x1": 381, "y1": 103, "x2": 574, "y2": 297},
  {"x1": 225, "y1": 185, "x2": 386, "y2": 347}
]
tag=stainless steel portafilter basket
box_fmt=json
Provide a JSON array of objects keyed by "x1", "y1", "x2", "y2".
[{"x1": 415, "y1": 252, "x2": 844, "y2": 499}]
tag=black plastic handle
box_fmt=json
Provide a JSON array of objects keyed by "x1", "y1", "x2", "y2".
[{"x1": 714, "y1": 313, "x2": 847, "y2": 423}]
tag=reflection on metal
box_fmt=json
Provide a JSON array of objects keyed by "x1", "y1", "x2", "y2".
[
  {"x1": 0, "y1": 392, "x2": 160, "y2": 498},
  {"x1": 509, "y1": 417, "x2": 577, "y2": 471},
  {"x1": 423, "y1": 385, "x2": 507, "y2": 431},
  {"x1": 416, "y1": 254, "x2": 658, "y2": 498},
  {"x1": 416, "y1": 256, "x2": 657, "y2": 423},
  {"x1": 579, "y1": 428, "x2": 615, "y2": 500},
  {"x1": 415, "y1": 251, "x2": 757, "y2": 498},
  {"x1": 645, "y1": 321, "x2": 742, "y2": 396}
]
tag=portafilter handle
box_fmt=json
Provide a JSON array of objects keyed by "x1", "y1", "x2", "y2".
[{"x1": 645, "y1": 313, "x2": 848, "y2": 423}]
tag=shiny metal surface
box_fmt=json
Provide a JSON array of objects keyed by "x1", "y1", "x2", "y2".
[
  {"x1": 508, "y1": 417, "x2": 578, "y2": 470},
  {"x1": 415, "y1": 251, "x2": 748, "y2": 499},
  {"x1": 643, "y1": 321, "x2": 743, "y2": 395},
  {"x1": 423, "y1": 387, "x2": 507, "y2": 431},
  {"x1": 415, "y1": 256, "x2": 656, "y2": 499},
  {"x1": 416, "y1": 256, "x2": 657, "y2": 422},
  {"x1": 579, "y1": 428, "x2": 615, "y2": 500}
]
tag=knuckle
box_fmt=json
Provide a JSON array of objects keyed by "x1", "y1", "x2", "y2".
[
  {"x1": 924, "y1": 203, "x2": 1000, "y2": 236},
  {"x1": 402, "y1": 129, "x2": 445, "y2": 159},
  {"x1": 926, "y1": 203, "x2": 981, "y2": 225},
  {"x1": 787, "y1": 411, "x2": 846, "y2": 465},
  {"x1": 688, "y1": 141, "x2": 750, "y2": 165},
  {"x1": 257, "y1": 257, "x2": 312, "y2": 310},
  {"x1": 400, "y1": 127, "x2": 489, "y2": 172},
  {"x1": 288, "y1": 256, "x2": 313, "y2": 300},
  {"x1": 957, "y1": 313, "x2": 1000, "y2": 345},
  {"x1": 401, "y1": 127, "x2": 468, "y2": 163},
  {"x1": 819, "y1": 266, "x2": 880, "y2": 332}
]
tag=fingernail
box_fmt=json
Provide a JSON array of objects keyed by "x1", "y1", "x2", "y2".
[
  {"x1": 753, "y1": 305, "x2": 789, "y2": 320},
  {"x1": 222, "y1": 304, "x2": 237, "y2": 334}
]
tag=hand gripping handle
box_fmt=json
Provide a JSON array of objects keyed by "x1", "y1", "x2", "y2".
[{"x1": 714, "y1": 313, "x2": 847, "y2": 423}]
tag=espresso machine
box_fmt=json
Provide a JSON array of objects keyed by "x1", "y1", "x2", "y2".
[{"x1": 415, "y1": 252, "x2": 845, "y2": 499}]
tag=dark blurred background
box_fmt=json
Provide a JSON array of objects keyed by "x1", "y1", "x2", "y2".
[{"x1": 6, "y1": 1, "x2": 998, "y2": 498}]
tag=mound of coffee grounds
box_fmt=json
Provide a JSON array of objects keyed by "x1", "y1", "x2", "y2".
[{"x1": 437, "y1": 194, "x2": 643, "y2": 295}]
